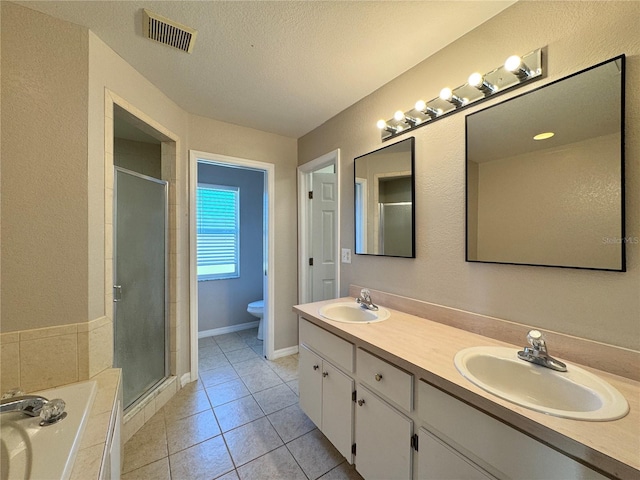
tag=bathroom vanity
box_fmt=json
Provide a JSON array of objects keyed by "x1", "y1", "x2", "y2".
[{"x1": 294, "y1": 294, "x2": 639, "y2": 480}]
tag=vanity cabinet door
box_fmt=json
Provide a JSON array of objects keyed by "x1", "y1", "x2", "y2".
[
  {"x1": 299, "y1": 344, "x2": 355, "y2": 463},
  {"x1": 355, "y1": 385, "x2": 412, "y2": 480},
  {"x1": 322, "y1": 360, "x2": 354, "y2": 462},
  {"x1": 299, "y1": 344, "x2": 323, "y2": 428},
  {"x1": 417, "y1": 428, "x2": 494, "y2": 480}
]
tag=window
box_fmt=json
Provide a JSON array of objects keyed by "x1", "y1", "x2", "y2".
[{"x1": 197, "y1": 184, "x2": 240, "y2": 280}]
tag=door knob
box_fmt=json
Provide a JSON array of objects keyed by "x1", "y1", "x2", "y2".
[
  {"x1": 313, "y1": 365, "x2": 319, "y2": 371},
  {"x1": 375, "y1": 373, "x2": 383, "y2": 382},
  {"x1": 322, "y1": 371, "x2": 329, "y2": 377},
  {"x1": 357, "y1": 399, "x2": 365, "y2": 406}
]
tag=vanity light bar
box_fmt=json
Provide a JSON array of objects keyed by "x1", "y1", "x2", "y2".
[{"x1": 377, "y1": 48, "x2": 544, "y2": 141}]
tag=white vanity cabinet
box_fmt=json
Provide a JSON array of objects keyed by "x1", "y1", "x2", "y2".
[
  {"x1": 299, "y1": 320, "x2": 355, "y2": 462},
  {"x1": 417, "y1": 381, "x2": 608, "y2": 480}
]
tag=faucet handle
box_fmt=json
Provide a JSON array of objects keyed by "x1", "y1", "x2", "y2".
[
  {"x1": 526, "y1": 330, "x2": 547, "y2": 350},
  {"x1": 360, "y1": 289, "x2": 371, "y2": 299},
  {"x1": 39, "y1": 398, "x2": 67, "y2": 426}
]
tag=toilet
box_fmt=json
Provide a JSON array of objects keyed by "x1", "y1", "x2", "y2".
[{"x1": 247, "y1": 300, "x2": 264, "y2": 340}]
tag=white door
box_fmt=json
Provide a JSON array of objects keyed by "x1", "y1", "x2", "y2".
[
  {"x1": 355, "y1": 385, "x2": 413, "y2": 480},
  {"x1": 311, "y1": 172, "x2": 337, "y2": 301}
]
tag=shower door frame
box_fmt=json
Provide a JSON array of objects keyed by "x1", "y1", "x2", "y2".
[{"x1": 113, "y1": 166, "x2": 170, "y2": 410}]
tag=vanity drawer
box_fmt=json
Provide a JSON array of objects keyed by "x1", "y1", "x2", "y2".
[
  {"x1": 357, "y1": 348, "x2": 413, "y2": 411},
  {"x1": 417, "y1": 380, "x2": 607, "y2": 479},
  {"x1": 299, "y1": 318, "x2": 354, "y2": 372}
]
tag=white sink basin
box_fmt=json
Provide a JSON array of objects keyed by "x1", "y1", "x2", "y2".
[
  {"x1": 318, "y1": 302, "x2": 390, "y2": 323},
  {"x1": 454, "y1": 346, "x2": 629, "y2": 421}
]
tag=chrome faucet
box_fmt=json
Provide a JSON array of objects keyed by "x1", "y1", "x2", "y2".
[
  {"x1": 1, "y1": 392, "x2": 67, "y2": 426},
  {"x1": 356, "y1": 288, "x2": 378, "y2": 311},
  {"x1": 517, "y1": 330, "x2": 567, "y2": 372}
]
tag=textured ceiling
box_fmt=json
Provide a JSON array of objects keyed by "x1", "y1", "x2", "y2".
[{"x1": 17, "y1": 1, "x2": 516, "y2": 138}]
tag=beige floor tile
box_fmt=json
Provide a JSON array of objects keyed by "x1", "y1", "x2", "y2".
[
  {"x1": 240, "y1": 368, "x2": 283, "y2": 394},
  {"x1": 122, "y1": 412, "x2": 167, "y2": 474},
  {"x1": 286, "y1": 379, "x2": 299, "y2": 396},
  {"x1": 162, "y1": 382, "x2": 212, "y2": 422},
  {"x1": 287, "y1": 429, "x2": 344, "y2": 479},
  {"x1": 200, "y1": 364, "x2": 240, "y2": 387},
  {"x1": 224, "y1": 417, "x2": 283, "y2": 466},
  {"x1": 169, "y1": 435, "x2": 234, "y2": 480},
  {"x1": 318, "y1": 461, "x2": 364, "y2": 480},
  {"x1": 236, "y1": 445, "x2": 306, "y2": 480},
  {"x1": 121, "y1": 457, "x2": 171, "y2": 480},
  {"x1": 200, "y1": 352, "x2": 231, "y2": 372},
  {"x1": 225, "y1": 347, "x2": 260, "y2": 364},
  {"x1": 253, "y1": 383, "x2": 298, "y2": 415},
  {"x1": 206, "y1": 378, "x2": 250, "y2": 407},
  {"x1": 267, "y1": 403, "x2": 316, "y2": 443},
  {"x1": 213, "y1": 395, "x2": 264, "y2": 432},
  {"x1": 165, "y1": 409, "x2": 221, "y2": 454},
  {"x1": 232, "y1": 358, "x2": 273, "y2": 378},
  {"x1": 217, "y1": 470, "x2": 240, "y2": 480}
]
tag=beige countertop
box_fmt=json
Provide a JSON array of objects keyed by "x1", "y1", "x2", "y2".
[{"x1": 294, "y1": 297, "x2": 640, "y2": 479}]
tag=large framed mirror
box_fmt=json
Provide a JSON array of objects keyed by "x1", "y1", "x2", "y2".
[
  {"x1": 466, "y1": 55, "x2": 625, "y2": 271},
  {"x1": 355, "y1": 137, "x2": 415, "y2": 257}
]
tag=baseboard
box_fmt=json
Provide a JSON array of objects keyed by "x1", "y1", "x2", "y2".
[
  {"x1": 271, "y1": 345, "x2": 299, "y2": 359},
  {"x1": 198, "y1": 321, "x2": 259, "y2": 338},
  {"x1": 180, "y1": 373, "x2": 192, "y2": 388}
]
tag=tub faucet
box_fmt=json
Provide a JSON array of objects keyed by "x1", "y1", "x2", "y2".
[
  {"x1": 0, "y1": 393, "x2": 67, "y2": 425},
  {"x1": 0, "y1": 395, "x2": 48, "y2": 417},
  {"x1": 356, "y1": 289, "x2": 378, "y2": 311},
  {"x1": 517, "y1": 330, "x2": 567, "y2": 372}
]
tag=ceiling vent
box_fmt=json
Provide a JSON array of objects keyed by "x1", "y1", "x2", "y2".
[{"x1": 143, "y1": 9, "x2": 197, "y2": 54}]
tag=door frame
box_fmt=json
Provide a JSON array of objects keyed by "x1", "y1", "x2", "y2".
[
  {"x1": 297, "y1": 149, "x2": 341, "y2": 304},
  {"x1": 189, "y1": 150, "x2": 276, "y2": 380}
]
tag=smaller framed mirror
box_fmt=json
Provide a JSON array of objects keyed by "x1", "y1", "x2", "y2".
[{"x1": 355, "y1": 137, "x2": 415, "y2": 257}]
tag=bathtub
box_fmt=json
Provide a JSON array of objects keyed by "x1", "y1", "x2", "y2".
[{"x1": 1, "y1": 380, "x2": 97, "y2": 480}]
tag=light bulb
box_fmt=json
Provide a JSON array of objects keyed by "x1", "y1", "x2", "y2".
[
  {"x1": 376, "y1": 119, "x2": 387, "y2": 130},
  {"x1": 504, "y1": 55, "x2": 522, "y2": 72},
  {"x1": 394, "y1": 110, "x2": 405, "y2": 122},
  {"x1": 533, "y1": 132, "x2": 555, "y2": 141},
  {"x1": 415, "y1": 100, "x2": 426, "y2": 112},
  {"x1": 468, "y1": 72, "x2": 483, "y2": 87},
  {"x1": 439, "y1": 87, "x2": 453, "y2": 101}
]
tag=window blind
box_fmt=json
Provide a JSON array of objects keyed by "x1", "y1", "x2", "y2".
[{"x1": 197, "y1": 185, "x2": 239, "y2": 280}]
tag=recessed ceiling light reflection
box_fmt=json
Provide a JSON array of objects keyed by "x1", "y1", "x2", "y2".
[{"x1": 533, "y1": 132, "x2": 555, "y2": 141}]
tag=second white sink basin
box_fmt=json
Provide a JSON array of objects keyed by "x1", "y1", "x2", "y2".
[
  {"x1": 319, "y1": 302, "x2": 390, "y2": 324},
  {"x1": 454, "y1": 346, "x2": 629, "y2": 421}
]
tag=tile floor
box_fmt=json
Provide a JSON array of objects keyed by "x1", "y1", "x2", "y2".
[{"x1": 122, "y1": 327, "x2": 363, "y2": 480}]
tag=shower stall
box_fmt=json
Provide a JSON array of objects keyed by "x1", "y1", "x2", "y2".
[{"x1": 113, "y1": 167, "x2": 169, "y2": 409}]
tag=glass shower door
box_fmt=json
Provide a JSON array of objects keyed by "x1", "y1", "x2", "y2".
[{"x1": 114, "y1": 168, "x2": 168, "y2": 409}]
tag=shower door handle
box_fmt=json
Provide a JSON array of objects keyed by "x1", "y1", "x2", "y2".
[{"x1": 113, "y1": 285, "x2": 122, "y2": 302}]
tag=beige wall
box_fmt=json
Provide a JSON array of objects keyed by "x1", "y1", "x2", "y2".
[
  {"x1": 299, "y1": 1, "x2": 640, "y2": 350},
  {"x1": 188, "y1": 114, "x2": 299, "y2": 350},
  {"x1": 1, "y1": 2, "x2": 89, "y2": 332}
]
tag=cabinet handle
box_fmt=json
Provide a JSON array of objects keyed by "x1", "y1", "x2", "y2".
[
  {"x1": 357, "y1": 399, "x2": 365, "y2": 406},
  {"x1": 375, "y1": 373, "x2": 383, "y2": 382},
  {"x1": 313, "y1": 365, "x2": 319, "y2": 370},
  {"x1": 322, "y1": 371, "x2": 329, "y2": 377}
]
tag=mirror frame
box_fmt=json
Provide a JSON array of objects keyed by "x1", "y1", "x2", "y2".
[
  {"x1": 354, "y1": 137, "x2": 416, "y2": 258},
  {"x1": 465, "y1": 55, "x2": 626, "y2": 272}
]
